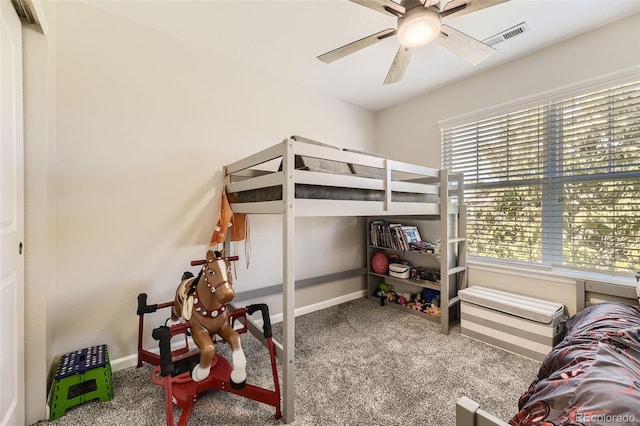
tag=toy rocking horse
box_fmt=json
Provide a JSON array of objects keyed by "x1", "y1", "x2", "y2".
[
  {"x1": 171, "y1": 249, "x2": 246, "y2": 388},
  {"x1": 136, "y1": 249, "x2": 282, "y2": 425}
]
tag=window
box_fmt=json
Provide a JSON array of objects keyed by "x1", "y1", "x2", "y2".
[{"x1": 440, "y1": 72, "x2": 640, "y2": 274}]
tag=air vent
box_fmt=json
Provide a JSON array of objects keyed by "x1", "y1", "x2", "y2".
[{"x1": 483, "y1": 22, "x2": 529, "y2": 47}]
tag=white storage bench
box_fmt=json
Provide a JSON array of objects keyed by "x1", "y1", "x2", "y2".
[{"x1": 458, "y1": 286, "x2": 566, "y2": 362}]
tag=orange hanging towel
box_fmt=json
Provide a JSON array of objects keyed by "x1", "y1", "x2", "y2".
[
  {"x1": 210, "y1": 188, "x2": 248, "y2": 244},
  {"x1": 211, "y1": 189, "x2": 232, "y2": 244},
  {"x1": 211, "y1": 187, "x2": 251, "y2": 269}
]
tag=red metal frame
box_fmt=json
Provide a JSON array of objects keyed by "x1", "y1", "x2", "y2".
[{"x1": 137, "y1": 295, "x2": 282, "y2": 425}]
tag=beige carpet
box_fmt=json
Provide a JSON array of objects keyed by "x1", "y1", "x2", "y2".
[{"x1": 34, "y1": 297, "x2": 540, "y2": 425}]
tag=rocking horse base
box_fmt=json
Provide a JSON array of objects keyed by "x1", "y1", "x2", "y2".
[{"x1": 153, "y1": 354, "x2": 280, "y2": 426}]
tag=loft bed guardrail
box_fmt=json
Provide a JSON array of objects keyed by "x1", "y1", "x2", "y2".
[{"x1": 225, "y1": 137, "x2": 459, "y2": 217}]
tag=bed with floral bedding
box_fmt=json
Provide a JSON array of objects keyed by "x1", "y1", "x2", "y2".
[
  {"x1": 456, "y1": 286, "x2": 640, "y2": 426},
  {"x1": 509, "y1": 301, "x2": 640, "y2": 425}
]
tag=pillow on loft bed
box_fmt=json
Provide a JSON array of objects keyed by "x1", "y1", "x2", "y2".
[
  {"x1": 277, "y1": 135, "x2": 352, "y2": 175},
  {"x1": 342, "y1": 148, "x2": 400, "y2": 180}
]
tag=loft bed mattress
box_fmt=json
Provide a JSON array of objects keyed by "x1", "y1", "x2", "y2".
[{"x1": 229, "y1": 185, "x2": 438, "y2": 203}]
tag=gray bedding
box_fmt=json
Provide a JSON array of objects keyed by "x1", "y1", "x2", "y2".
[{"x1": 229, "y1": 184, "x2": 437, "y2": 203}]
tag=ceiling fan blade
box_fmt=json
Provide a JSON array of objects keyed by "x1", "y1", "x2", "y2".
[
  {"x1": 350, "y1": 0, "x2": 405, "y2": 18},
  {"x1": 317, "y1": 28, "x2": 396, "y2": 64},
  {"x1": 384, "y1": 46, "x2": 413, "y2": 85},
  {"x1": 441, "y1": 0, "x2": 510, "y2": 18},
  {"x1": 436, "y1": 24, "x2": 495, "y2": 65}
]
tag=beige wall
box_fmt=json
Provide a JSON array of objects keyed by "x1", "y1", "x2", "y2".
[
  {"x1": 24, "y1": 1, "x2": 375, "y2": 422},
  {"x1": 376, "y1": 13, "x2": 640, "y2": 311},
  {"x1": 52, "y1": 1, "x2": 375, "y2": 356}
]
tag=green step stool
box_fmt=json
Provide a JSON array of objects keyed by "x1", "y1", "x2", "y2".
[{"x1": 49, "y1": 345, "x2": 113, "y2": 421}]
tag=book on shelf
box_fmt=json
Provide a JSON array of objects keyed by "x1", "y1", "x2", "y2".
[
  {"x1": 370, "y1": 221, "x2": 436, "y2": 252},
  {"x1": 369, "y1": 221, "x2": 403, "y2": 250},
  {"x1": 400, "y1": 226, "x2": 421, "y2": 250},
  {"x1": 369, "y1": 220, "x2": 384, "y2": 247},
  {"x1": 409, "y1": 241, "x2": 436, "y2": 253},
  {"x1": 389, "y1": 223, "x2": 404, "y2": 250}
]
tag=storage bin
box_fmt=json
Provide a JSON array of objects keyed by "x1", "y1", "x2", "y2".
[
  {"x1": 458, "y1": 286, "x2": 566, "y2": 361},
  {"x1": 389, "y1": 263, "x2": 410, "y2": 279}
]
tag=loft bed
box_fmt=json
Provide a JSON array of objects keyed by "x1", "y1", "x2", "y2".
[
  {"x1": 224, "y1": 136, "x2": 464, "y2": 423},
  {"x1": 456, "y1": 279, "x2": 640, "y2": 426},
  {"x1": 226, "y1": 136, "x2": 452, "y2": 217}
]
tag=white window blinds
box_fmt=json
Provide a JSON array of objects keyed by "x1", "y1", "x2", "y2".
[{"x1": 441, "y1": 74, "x2": 640, "y2": 274}]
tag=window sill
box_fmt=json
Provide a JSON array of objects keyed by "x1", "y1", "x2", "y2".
[{"x1": 468, "y1": 258, "x2": 639, "y2": 288}]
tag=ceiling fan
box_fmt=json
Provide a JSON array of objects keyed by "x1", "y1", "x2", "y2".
[{"x1": 317, "y1": 0, "x2": 510, "y2": 85}]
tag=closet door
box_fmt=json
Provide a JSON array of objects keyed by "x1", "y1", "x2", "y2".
[{"x1": 0, "y1": 1, "x2": 25, "y2": 425}]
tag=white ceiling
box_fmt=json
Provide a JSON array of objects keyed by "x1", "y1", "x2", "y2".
[{"x1": 87, "y1": 0, "x2": 640, "y2": 111}]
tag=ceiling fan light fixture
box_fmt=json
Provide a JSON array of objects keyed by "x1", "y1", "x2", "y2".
[{"x1": 397, "y1": 7, "x2": 442, "y2": 48}]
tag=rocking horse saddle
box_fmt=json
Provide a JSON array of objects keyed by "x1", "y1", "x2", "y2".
[{"x1": 176, "y1": 271, "x2": 200, "y2": 321}]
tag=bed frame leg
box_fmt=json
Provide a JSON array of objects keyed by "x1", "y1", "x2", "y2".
[{"x1": 456, "y1": 396, "x2": 480, "y2": 426}]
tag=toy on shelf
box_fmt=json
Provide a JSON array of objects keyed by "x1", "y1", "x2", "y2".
[
  {"x1": 373, "y1": 282, "x2": 442, "y2": 317},
  {"x1": 136, "y1": 249, "x2": 281, "y2": 425},
  {"x1": 373, "y1": 282, "x2": 397, "y2": 305},
  {"x1": 407, "y1": 288, "x2": 441, "y2": 317},
  {"x1": 371, "y1": 252, "x2": 389, "y2": 274}
]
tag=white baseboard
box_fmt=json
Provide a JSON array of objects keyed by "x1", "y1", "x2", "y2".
[
  {"x1": 268, "y1": 289, "x2": 366, "y2": 325},
  {"x1": 111, "y1": 290, "x2": 366, "y2": 372},
  {"x1": 110, "y1": 353, "x2": 141, "y2": 372}
]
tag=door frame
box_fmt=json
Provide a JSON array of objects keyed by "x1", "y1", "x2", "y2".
[{"x1": 2, "y1": 1, "x2": 48, "y2": 424}]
